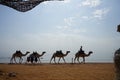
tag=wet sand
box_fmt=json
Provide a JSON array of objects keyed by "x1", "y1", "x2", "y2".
[{"x1": 0, "y1": 63, "x2": 115, "y2": 80}]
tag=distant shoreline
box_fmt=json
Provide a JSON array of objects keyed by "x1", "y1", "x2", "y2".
[{"x1": 0, "y1": 62, "x2": 114, "y2": 65}]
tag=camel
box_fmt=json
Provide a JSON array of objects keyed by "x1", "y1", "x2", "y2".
[
  {"x1": 50, "y1": 50, "x2": 70, "y2": 63},
  {"x1": 10, "y1": 50, "x2": 30, "y2": 64},
  {"x1": 33, "y1": 51, "x2": 46, "y2": 63},
  {"x1": 74, "y1": 51, "x2": 93, "y2": 64},
  {"x1": 27, "y1": 51, "x2": 46, "y2": 63}
]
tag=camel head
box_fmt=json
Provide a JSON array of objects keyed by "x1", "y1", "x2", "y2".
[
  {"x1": 66, "y1": 51, "x2": 70, "y2": 54},
  {"x1": 41, "y1": 51, "x2": 46, "y2": 56},
  {"x1": 42, "y1": 51, "x2": 46, "y2": 54},
  {"x1": 89, "y1": 51, "x2": 93, "y2": 55}
]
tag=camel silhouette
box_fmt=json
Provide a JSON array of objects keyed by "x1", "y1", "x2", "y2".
[
  {"x1": 74, "y1": 51, "x2": 93, "y2": 64},
  {"x1": 10, "y1": 50, "x2": 30, "y2": 64},
  {"x1": 50, "y1": 50, "x2": 70, "y2": 64},
  {"x1": 27, "y1": 51, "x2": 46, "y2": 63},
  {"x1": 34, "y1": 51, "x2": 46, "y2": 63}
]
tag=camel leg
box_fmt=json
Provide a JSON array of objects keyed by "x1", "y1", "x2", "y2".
[
  {"x1": 58, "y1": 57, "x2": 61, "y2": 63},
  {"x1": 50, "y1": 58, "x2": 52, "y2": 63},
  {"x1": 26, "y1": 57, "x2": 30, "y2": 64},
  {"x1": 77, "y1": 57, "x2": 80, "y2": 63},
  {"x1": 38, "y1": 58, "x2": 41, "y2": 63},
  {"x1": 21, "y1": 58, "x2": 23, "y2": 63},
  {"x1": 62, "y1": 57, "x2": 66, "y2": 63},
  {"x1": 50, "y1": 56, "x2": 54, "y2": 63},
  {"x1": 83, "y1": 57, "x2": 85, "y2": 64},
  {"x1": 14, "y1": 57, "x2": 17, "y2": 64},
  {"x1": 19, "y1": 57, "x2": 21, "y2": 64},
  {"x1": 19, "y1": 57, "x2": 23, "y2": 64},
  {"x1": 74, "y1": 57, "x2": 77, "y2": 63},
  {"x1": 53, "y1": 57, "x2": 56, "y2": 63}
]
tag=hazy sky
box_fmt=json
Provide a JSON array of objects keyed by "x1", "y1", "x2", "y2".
[{"x1": 0, "y1": 0, "x2": 120, "y2": 63}]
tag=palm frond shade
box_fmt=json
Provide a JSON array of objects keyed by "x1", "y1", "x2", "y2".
[{"x1": 0, "y1": 0, "x2": 64, "y2": 12}]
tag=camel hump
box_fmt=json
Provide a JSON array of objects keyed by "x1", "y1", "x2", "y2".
[
  {"x1": 56, "y1": 51, "x2": 59, "y2": 53},
  {"x1": 16, "y1": 50, "x2": 21, "y2": 53},
  {"x1": 59, "y1": 50, "x2": 62, "y2": 53},
  {"x1": 56, "y1": 50, "x2": 62, "y2": 54},
  {"x1": 78, "y1": 50, "x2": 84, "y2": 54}
]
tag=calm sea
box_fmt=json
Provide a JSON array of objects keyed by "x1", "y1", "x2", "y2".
[{"x1": 0, "y1": 57, "x2": 113, "y2": 63}]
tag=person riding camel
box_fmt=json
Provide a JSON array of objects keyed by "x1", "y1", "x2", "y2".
[{"x1": 79, "y1": 46, "x2": 84, "y2": 53}]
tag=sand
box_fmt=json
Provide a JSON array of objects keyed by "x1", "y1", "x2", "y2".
[{"x1": 0, "y1": 63, "x2": 115, "y2": 80}]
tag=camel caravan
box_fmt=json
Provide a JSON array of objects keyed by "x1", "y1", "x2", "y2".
[{"x1": 10, "y1": 46, "x2": 93, "y2": 64}]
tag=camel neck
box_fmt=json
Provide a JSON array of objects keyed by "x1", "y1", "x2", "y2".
[
  {"x1": 86, "y1": 53, "x2": 91, "y2": 56},
  {"x1": 22, "y1": 53, "x2": 28, "y2": 56},
  {"x1": 64, "y1": 52, "x2": 68, "y2": 56},
  {"x1": 40, "y1": 53, "x2": 45, "y2": 56}
]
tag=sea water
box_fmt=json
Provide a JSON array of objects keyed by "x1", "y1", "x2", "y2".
[{"x1": 0, "y1": 57, "x2": 113, "y2": 63}]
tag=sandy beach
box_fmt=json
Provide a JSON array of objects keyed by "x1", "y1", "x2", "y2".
[{"x1": 0, "y1": 63, "x2": 115, "y2": 80}]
